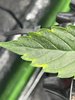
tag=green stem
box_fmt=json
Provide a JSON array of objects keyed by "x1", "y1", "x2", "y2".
[{"x1": 40, "y1": 0, "x2": 71, "y2": 27}]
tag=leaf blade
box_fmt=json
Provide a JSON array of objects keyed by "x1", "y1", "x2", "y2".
[{"x1": 0, "y1": 25, "x2": 75, "y2": 78}]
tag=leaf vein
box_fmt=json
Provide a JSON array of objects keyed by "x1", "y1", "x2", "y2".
[{"x1": 52, "y1": 32, "x2": 73, "y2": 50}]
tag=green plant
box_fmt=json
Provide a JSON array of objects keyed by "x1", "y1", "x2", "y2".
[{"x1": 0, "y1": 25, "x2": 75, "y2": 78}]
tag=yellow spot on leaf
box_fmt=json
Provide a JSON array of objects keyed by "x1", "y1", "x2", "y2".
[
  {"x1": 51, "y1": 29, "x2": 54, "y2": 33},
  {"x1": 33, "y1": 63, "x2": 47, "y2": 68}
]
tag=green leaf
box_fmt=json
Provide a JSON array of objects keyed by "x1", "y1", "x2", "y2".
[{"x1": 0, "y1": 25, "x2": 75, "y2": 78}]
